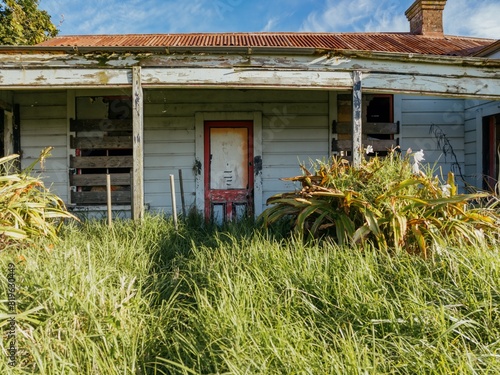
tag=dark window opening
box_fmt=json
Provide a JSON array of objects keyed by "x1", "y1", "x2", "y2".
[
  {"x1": 482, "y1": 114, "x2": 500, "y2": 191},
  {"x1": 0, "y1": 109, "x2": 4, "y2": 157},
  {"x1": 366, "y1": 95, "x2": 393, "y2": 141}
]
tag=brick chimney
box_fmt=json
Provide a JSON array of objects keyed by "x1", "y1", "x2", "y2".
[{"x1": 405, "y1": 0, "x2": 447, "y2": 37}]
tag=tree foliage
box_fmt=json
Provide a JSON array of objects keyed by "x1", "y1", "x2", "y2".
[{"x1": 0, "y1": 0, "x2": 58, "y2": 45}]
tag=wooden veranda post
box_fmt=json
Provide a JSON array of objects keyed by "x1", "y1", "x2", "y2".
[
  {"x1": 352, "y1": 71, "x2": 362, "y2": 167},
  {"x1": 132, "y1": 66, "x2": 144, "y2": 221}
]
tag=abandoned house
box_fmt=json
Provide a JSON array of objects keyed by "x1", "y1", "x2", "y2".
[{"x1": 0, "y1": 0, "x2": 499, "y2": 222}]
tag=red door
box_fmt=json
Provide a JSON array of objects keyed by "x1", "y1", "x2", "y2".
[{"x1": 204, "y1": 121, "x2": 254, "y2": 223}]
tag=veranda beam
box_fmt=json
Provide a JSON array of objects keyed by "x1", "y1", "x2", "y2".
[{"x1": 1, "y1": 51, "x2": 499, "y2": 99}]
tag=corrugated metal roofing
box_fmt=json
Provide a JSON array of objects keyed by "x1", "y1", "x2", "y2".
[{"x1": 36, "y1": 32, "x2": 494, "y2": 56}]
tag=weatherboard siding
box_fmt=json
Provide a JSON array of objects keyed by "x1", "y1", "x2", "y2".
[
  {"x1": 16, "y1": 91, "x2": 69, "y2": 202},
  {"x1": 143, "y1": 89, "x2": 329, "y2": 214},
  {"x1": 399, "y1": 95, "x2": 465, "y2": 184},
  {"x1": 8, "y1": 88, "x2": 477, "y2": 216},
  {"x1": 464, "y1": 99, "x2": 499, "y2": 188}
]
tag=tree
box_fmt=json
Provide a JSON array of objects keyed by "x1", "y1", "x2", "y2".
[{"x1": 0, "y1": 0, "x2": 58, "y2": 45}]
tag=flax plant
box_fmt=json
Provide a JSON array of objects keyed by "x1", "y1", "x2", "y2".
[
  {"x1": 0, "y1": 148, "x2": 76, "y2": 250},
  {"x1": 260, "y1": 148, "x2": 500, "y2": 257}
]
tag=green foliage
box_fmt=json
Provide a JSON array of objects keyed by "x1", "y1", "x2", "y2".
[
  {"x1": 0, "y1": 0, "x2": 58, "y2": 45},
  {"x1": 1, "y1": 216, "x2": 499, "y2": 374},
  {"x1": 260, "y1": 148, "x2": 500, "y2": 257},
  {"x1": 0, "y1": 148, "x2": 76, "y2": 250}
]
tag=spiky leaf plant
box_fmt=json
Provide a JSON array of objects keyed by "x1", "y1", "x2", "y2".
[
  {"x1": 260, "y1": 148, "x2": 500, "y2": 257},
  {"x1": 0, "y1": 148, "x2": 77, "y2": 250}
]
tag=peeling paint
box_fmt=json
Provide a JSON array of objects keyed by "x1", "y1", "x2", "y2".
[
  {"x1": 254, "y1": 155, "x2": 262, "y2": 174},
  {"x1": 193, "y1": 158, "x2": 202, "y2": 175}
]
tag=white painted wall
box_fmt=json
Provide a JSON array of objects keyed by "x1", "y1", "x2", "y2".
[
  {"x1": 399, "y1": 94, "x2": 466, "y2": 185},
  {"x1": 16, "y1": 88, "x2": 487, "y2": 217},
  {"x1": 16, "y1": 91, "x2": 69, "y2": 202},
  {"x1": 143, "y1": 89, "x2": 329, "y2": 214}
]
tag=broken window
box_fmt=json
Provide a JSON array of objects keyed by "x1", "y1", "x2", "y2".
[
  {"x1": 70, "y1": 96, "x2": 133, "y2": 206},
  {"x1": 332, "y1": 94, "x2": 398, "y2": 157}
]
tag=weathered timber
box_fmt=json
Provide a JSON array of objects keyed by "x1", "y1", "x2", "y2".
[
  {"x1": 132, "y1": 66, "x2": 144, "y2": 221},
  {"x1": 332, "y1": 139, "x2": 398, "y2": 152},
  {"x1": 333, "y1": 121, "x2": 399, "y2": 135},
  {"x1": 70, "y1": 155, "x2": 133, "y2": 168},
  {"x1": 1, "y1": 52, "x2": 499, "y2": 98},
  {"x1": 70, "y1": 135, "x2": 132, "y2": 149},
  {"x1": 352, "y1": 71, "x2": 362, "y2": 167},
  {"x1": 70, "y1": 118, "x2": 132, "y2": 132},
  {"x1": 71, "y1": 191, "x2": 131, "y2": 205},
  {"x1": 70, "y1": 173, "x2": 131, "y2": 186}
]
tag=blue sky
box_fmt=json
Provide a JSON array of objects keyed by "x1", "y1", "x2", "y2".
[{"x1": 39, "y1": 0, "x2": 500, "y2": 39}]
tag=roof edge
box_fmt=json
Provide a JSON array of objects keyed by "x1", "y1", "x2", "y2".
[{"x1": 0, "y1": 45, "x2": 498, "y2": 67}]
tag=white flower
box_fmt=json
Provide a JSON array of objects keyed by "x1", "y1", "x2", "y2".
[
  {"x1": 412, "y1": 149, "x2": 425, "y2": 174},
  {"x1": 441, "y1": 184, "x2": 451, "y2": 197},
  {"x1": 365, "y1": 145, "x2": 374, "y2": 154},
  {"x1": 413, "y1": 149, "x2": 425, "y2": 163},
  {"x1": 412, "y1": 162, "x2": 420, "y2": 174}
]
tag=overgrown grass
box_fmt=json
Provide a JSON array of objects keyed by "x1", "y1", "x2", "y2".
[{"x1": 1, "y1": 215, "x2": 499, "y2": 374}]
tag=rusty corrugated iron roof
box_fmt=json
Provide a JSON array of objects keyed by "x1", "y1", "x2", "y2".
[{"x1": 36, "y1": 32, "x2": 494, "y2": 56}]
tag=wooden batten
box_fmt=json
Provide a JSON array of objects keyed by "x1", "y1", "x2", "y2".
[
  {"x1": 333, "y1": 121, "x2": 399, "y2": 135},
  {"x1": 70, "y1": 118, "x2": 132, "y2": 132},
  {"x1": 71, "y1": 191, "x2": 131, "y2": 205},
  {"x1": 70, "y1": 135, "x2": 132, "y2": 149},
  {"x1": 70, "y1": 155, "x2": 133, "y2": 168},
  {"x1": 70, "y1": 173, "x2": 131, "y2": 186},
  {"x1": 332, "y1": 139, "x2": 398, "y2": 152}
]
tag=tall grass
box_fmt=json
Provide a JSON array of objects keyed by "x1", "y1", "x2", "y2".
[{"x1": 1, "y1": 215, "x2": 499, "y2": 374}]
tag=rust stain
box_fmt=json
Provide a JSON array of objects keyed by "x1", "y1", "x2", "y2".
[
  {"x1": 96, "y1": 71, "x2": 109, "y2": 84},
  {"x1": 36, "y1": 32, "x2": 494, "y2": 57}
]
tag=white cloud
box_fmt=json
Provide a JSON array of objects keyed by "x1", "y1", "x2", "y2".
[
  {"x1": 262, "y1": 17, "x2": 279, "y2": 32},
  {"x1": 300, "y1": 0, "x2": 408, "y2": 33},
  {"x1": 444, "y1": 0, "x2": 500, "y2": 38},
  {"x1": 40, "y1": 0, "x2": 500, "y2": 38},
  {"x1": 301, "y1": 0, "x2": 500, "y2": 38},
  {"x1": 41, "y1": 0, "x2": 241, "y2": 34}
]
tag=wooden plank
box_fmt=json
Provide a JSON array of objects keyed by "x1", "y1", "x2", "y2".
[
  {"x1": 71, "y1": 191, "x2": 131, "y2": 205},
  {"x1": 70, "y1": 118, "x2": 132, "y2": 132},
  {"x1": 132, "y1": 66, "x2": 144, "y2": 221},
  {"x1": 70, "y1": 135, "x2": 132, "y2": 149},
  {"x1": 70, "y1": 173, "x2": 131, "y2": 186},
  {"x1": 333, "y1": 121, "x2": 399, "y2": 135},
  {"x1": 332, "y1": 139, "x2": 398, "y2": 152},
  {"x1": 70, "y1": 155, "x2": 133, "y2": 168}
]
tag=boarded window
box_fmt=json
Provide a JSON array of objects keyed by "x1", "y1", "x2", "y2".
[
  {"x1": 70, "y1": 96, "x2": 132, "y2": 206},
  {"x1": 332, "y1": 94, "x2": 398, "y2": 157}
]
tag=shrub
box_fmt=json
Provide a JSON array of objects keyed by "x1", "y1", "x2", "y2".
[
  {"x1": 0, "y1": 148, "x2": 76, "y2": 250},
  {"x1": 260, "y1": 148, "x2": 500, "y2": 257}
]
